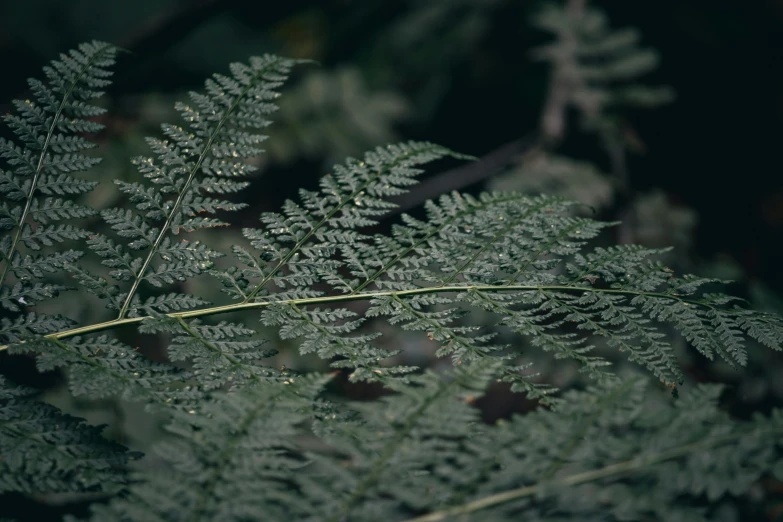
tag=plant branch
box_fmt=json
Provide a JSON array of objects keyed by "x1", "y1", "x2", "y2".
[{"x1": 1, "y1": 284, "x2": 712, "y2": 353}]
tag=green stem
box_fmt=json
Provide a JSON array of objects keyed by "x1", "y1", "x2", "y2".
[{"x1": 1, "y1": 284, "x2": 707, "y2": 352}]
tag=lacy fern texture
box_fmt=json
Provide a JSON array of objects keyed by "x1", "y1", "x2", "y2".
[{"x1": 1, "y1": 41, "x2": 783, "y2": 522}]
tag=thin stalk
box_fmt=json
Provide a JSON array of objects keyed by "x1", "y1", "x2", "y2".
[{"x1": 1, "y1": 284, "x2": 707, "y2": 352}]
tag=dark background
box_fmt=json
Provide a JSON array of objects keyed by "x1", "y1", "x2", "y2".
[{"x1": 1, "y1": 0, "x2": 781, "y2": 291}]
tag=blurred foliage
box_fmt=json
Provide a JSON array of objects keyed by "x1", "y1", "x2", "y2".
[
  {"x1": 266, "y1": 67, "x2": 410, "y2": 165},
  {"x1": 531, "y1": 1, "x2": 674, "y2": 141},
  {"x1": 490, "y1": 154, "x2": 614, "y2": 210}
]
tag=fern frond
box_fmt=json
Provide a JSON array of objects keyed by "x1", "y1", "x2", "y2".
[
  {"x1": 76, "y1": 367, "x2": 783, "y2": 522},
  {"x1": 80, "y1": 374, "x2": 330, "y2": 522},
  {"x1": 3, "y1": 46, "x2": 765, "y2": 398},
  {"x1": 236, "y1": 141, "x2": 471, "y2": 301},
  {"x1": 0, "y1": 41, "x2": 117, "y2": 310},
  {"x1": 404, "y1": 381, "x2": 783, "y2": 522},
  {"x1": 0, "y1": 376, "x2": 133, "y2": 495},
  {"x1": 7, "y1": 175, "x2": 783, "y2": 397},
  {"x1": 138, "y1": 315, "x2": 278, "y2": 390},
  {"x1": 82, "y1": 55, "x2": 302, "y2": 319}
]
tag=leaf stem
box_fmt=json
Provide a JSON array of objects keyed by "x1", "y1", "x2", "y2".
[{"x1": 1, "y1": 284, "x2": 709, "y2": 352}]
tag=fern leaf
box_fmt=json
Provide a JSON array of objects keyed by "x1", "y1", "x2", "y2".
[
  {"x1": 75, "y1": 367, "x2": 783, "y2": 522},
  {"x1": 7, "y1": 336, "x2": 189, "y2": 406},
  {"x1": 0, "y1": 312, "x2": 75, "y2": 344},
  {"x1": 0, "y1": 376, "x2": 133, "y2": 495},
  {"x1": 135, "y1": 293, "x2": 209, "y2": 315},
  {"x1": 81, "y1": 374, "x2": 329, "y2": 522},
  {"x1": 230, "y1": 172, "x2": 782, "y2": 392},
  {"x1": 139, "y1": 315, "x2": 278, "y2": 390},
  {"x1": 0, "y1": 41, "x2": 117, "y2": 298},
  {"x1": 64, "y1": 264, "x2": 123, "y2": 309},
  {"x1": 464, "y1": 288, "x2": 617, "y2": 382},
  {"x1": 85, "y1": 55, "x2": 302, "y2": 320},
  {"x1": 11, "y1": 249, "x2": 82, "y2": 280},
  {"x1": 0, "y1": 281, "x2": 67, "y2": 311},
  {"x1": 19, "y1": 223, "x2": 90, "y2": 250},
  {"x1": 406, "y1": 379, "x2": 783, "y2": 521}
]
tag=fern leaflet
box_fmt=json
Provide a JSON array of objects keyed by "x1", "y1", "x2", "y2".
[
  {"x1": 0, "y1": 41, "x2": 117, "y2": 336},
  {"x1": 82, "y1": 55, "x2": 302, "y2": 319}
]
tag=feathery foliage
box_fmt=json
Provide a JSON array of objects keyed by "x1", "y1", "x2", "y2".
[
  {"x1": 76, "y1": 364, "x2": 783, "y2": 522},
  {"x1": 81, "y1": 54, "x2": 302, "y2": 319},
  {"x1": 0, "y1": 40, "x2": 117, "y2": 335},
  {"x1": 0, "y1": 38, "x2": 782, "y2": 522},
  {"x1": 0, "y1": 376, "x2": 133, "y2": 495}
]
